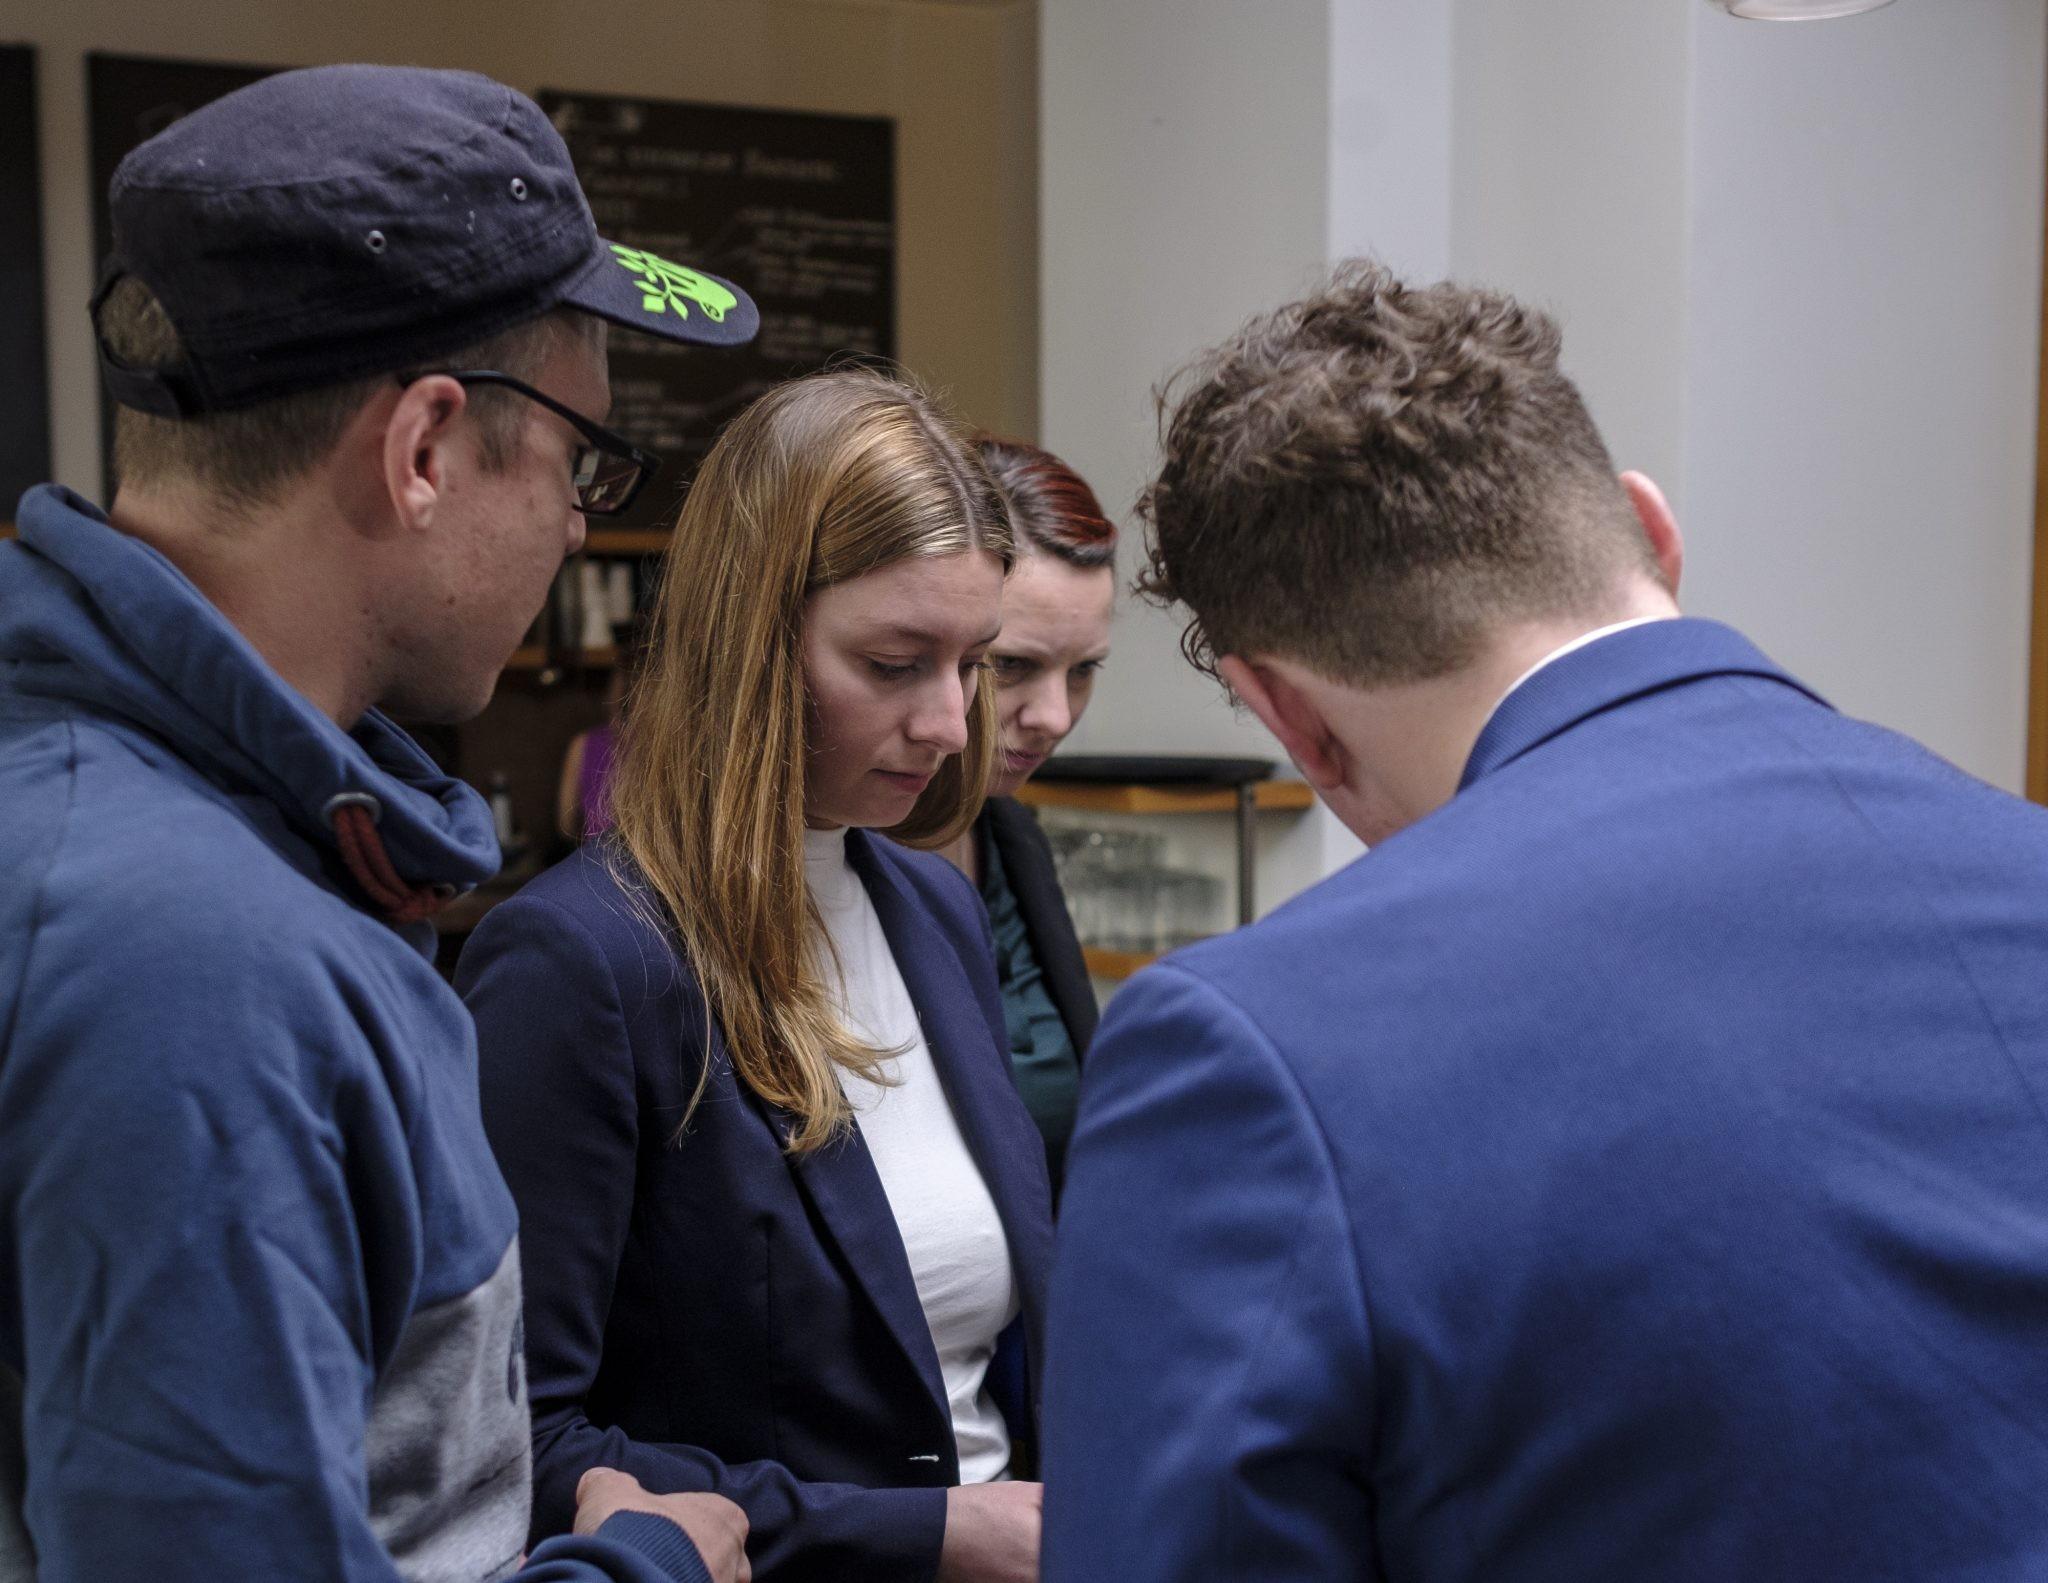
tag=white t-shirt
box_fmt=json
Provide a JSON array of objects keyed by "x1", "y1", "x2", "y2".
[{"x1": 804, "y1": 826, "x2": 1018, "y2": 1483}]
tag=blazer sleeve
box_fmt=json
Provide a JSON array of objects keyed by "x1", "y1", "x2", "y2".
[
  {"x1": 458, "y1": 892, "x2": 947, "y2": 1583},
  {"x1": 1041, "y1": 963, "x2": 1377, "y2": 1582}
]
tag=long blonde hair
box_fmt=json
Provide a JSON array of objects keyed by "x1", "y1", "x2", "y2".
[{"x1": 609, "y1": 368, "x2": 1013, "y2": 1152}]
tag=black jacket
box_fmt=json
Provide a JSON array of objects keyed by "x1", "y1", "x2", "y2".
[{"x1": 979, "y1": 795, "x2": 1099, "y2": 1060}]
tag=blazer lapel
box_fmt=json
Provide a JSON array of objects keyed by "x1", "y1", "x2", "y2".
[
  {"x1": 850, "y1": 832, "x2": 1054, "y2": 1374},
  {"x1": 766, "y1": 1101, "x2": 956, "y2": 1442},
  {"x1": 1459, "y1": 618, "x2": 1830, "y2": 792}
]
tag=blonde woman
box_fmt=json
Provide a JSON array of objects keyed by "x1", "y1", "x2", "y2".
[{"x1": 458, "y1": 369, "x2": 1051, "y2": 1583}]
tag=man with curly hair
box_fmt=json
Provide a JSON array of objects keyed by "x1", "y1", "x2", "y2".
[{"x1": 1042, "y1": 261, "x2": 2048, "y2": 1582}]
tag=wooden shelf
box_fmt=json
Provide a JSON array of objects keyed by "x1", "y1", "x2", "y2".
[
  {"x1": 0, "y1": 523, "x2": 14, "y2": 540},
  {"x1": 583, "y1": 528, "x2": 671, "y2": 555},
  {"x1": 505, "y1": 645, "x2": 618, "y2": 671},
  {"x1": 1017, "y1": 778, "x2": 1314, "y2": 815},
  {"x1": 1083, "y1": 945, "x2": 1167, "y2": 979}
]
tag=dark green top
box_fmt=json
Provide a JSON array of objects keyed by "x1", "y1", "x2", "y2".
[{"x1": 979, "y1": 827, "x2": 1082, "y2": 1191}]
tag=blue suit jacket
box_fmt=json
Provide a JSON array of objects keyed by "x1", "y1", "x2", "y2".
[
  {"x1": 1044, "y1": 619, "x2": 2048, "y2": 1582},
  {"x1": 458, "y1": 830, "x2": 1053, "y2": 1583}
]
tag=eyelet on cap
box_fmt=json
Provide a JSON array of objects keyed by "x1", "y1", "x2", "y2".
[
  {"x1": 365, "y1": 229, "x2": 387, "y2": 253},
  {"x1": 509, "y1": 177, "x2": 529, "y2": 200}
]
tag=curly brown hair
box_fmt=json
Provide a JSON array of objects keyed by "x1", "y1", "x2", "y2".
[{"x1": 1137, "y1": 259, "x2": 1657, "y2": 686}]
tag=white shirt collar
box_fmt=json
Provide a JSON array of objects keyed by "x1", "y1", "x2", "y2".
[{"x1": 1479, "y1": 616, "x2": 1667, "y2": 736}]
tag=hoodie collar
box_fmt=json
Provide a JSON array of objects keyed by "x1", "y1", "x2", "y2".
[{"x1": 3, "y1": 485, "x2": 498, "y2": 897}]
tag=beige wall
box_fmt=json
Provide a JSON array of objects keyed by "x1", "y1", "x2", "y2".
[{"x1": 9, "y1": 0, "x2": 1038, "y2": 497}]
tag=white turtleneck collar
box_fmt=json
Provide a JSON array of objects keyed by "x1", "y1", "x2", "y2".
[{"x1": 804, "y1": 825, "x2": 863, "y2": 912}]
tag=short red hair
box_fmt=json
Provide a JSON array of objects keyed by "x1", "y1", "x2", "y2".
[{"x1": 976, "y1": 437, "x2": 1116, "y2": 569}]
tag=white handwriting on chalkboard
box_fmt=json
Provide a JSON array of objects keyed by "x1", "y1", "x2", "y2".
[
  {"x1": 741, "y1": 149, "x2": 838, "y2": 183},
  {"x1": 627, "y1": 146, "x2": 739, "y2": 176}
]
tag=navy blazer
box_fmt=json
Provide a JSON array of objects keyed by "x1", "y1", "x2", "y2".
[
  {"x1": 1044, "y1": 620, "x2": 2048, "y2": 1582},
  {"x1": 459, "y1": 830, "x2": 1053, "y2": 1583}
]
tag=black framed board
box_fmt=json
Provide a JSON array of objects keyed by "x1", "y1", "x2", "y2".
[
  {"x1": 538, "y1": 89, "x2": 895, "y2": 531},
  {"x1": 1, "y1": 45, "x2": 51, "y2": 519},
  {"x1": 87, "y1": 53, "x2": 278, "y2": 496}
]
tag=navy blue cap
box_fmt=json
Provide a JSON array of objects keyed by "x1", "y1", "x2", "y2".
[{"x1": 93, "y1": 65, "x2": 759, "y2": 417}]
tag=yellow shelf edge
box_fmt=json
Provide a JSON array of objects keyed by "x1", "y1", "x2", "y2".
[
  {"x1": 1018, "y1": 778, "x2": 1314, "y2": 815},
  {"x1": 1083, "y1": 945, "x2": 1166, "y2": 979}
]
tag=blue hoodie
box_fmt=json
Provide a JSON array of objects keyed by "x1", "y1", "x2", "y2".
[{"x1": 0, "y1": 486, "x2": 712, "y2": 1583}]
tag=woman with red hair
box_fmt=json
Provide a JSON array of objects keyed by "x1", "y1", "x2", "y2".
[{"x1": 941, "y1": 438, "x2": 1116, "y2": 1201}]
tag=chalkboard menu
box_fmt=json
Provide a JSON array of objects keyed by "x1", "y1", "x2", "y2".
[
  {"x1": 539, "y1": 90, "x2": 895, "y2": 530},
  {"x1": 1, "y1": 46, "x2": 51, "y2": 518},
  {"x1": 87, "y1": 53, "x2": 277, "y2": 494}
]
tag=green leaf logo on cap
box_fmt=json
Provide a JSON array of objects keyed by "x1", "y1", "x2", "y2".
[{"x1": 610, "y1": 244, "x2": 738, "y2": 323}]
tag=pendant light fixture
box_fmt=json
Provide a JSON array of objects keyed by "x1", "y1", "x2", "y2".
[{"x1": 1707, "y1": 0, "x2": 1896, "y2": 17}]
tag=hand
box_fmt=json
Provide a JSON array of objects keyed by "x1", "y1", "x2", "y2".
[
  {"x1": 574, "y1": 1467, "x2": 752, "y2": 1583},
  {"x1": 937, "y1": 1480, "x2": 1042, "y2": 1583}
]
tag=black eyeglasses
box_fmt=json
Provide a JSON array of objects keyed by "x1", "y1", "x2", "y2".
[{"x1": 399, "y1": 369, "x2": 662, "y2": 517}]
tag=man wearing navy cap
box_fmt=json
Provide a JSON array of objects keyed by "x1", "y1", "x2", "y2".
[{"x1": 0, "y1": 66, "x2": 757, "y2": 1583}]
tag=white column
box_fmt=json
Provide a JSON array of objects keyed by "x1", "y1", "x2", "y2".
[
  {"x1": 1040, "y1": 0, "x2": 1333, "y2": 770},
  {"x1": 1042, "y1": 0, "x2": 1459, "y2": 902}
]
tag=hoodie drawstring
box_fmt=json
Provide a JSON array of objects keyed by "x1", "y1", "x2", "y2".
[{"x1": 326, "y1": 798, "x2": 455, "y2": 924}]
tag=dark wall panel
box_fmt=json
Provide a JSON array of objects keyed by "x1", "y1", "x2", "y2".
[{"x1": 1, "y1": 45, "x2": 51, "y2": 518}]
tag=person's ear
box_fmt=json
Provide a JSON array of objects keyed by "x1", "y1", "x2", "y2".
[
  {"x1": 1619, "y1": 470, "x2": 1684, "y2": 596},
  {"x1": 383, "y1": 376, "x2": 470, "y2": 531},
  {"x1": 1218, "y1": 654, "x2": 1346, "y2": 793}
]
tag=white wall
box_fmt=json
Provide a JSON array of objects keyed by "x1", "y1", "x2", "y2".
[
  {"x1": 1046, "y1": 0, "x2": 2047, "y2": 926},
  {"x1": 1040, "y1": 0, "x2": 1348, "y2": 911},
  {"x1": 1451, "y1": 0, "x2": 1694, "y2": 506},
  {"x1": 8, "y1": 0, "x2": 1038, "y2": 498},
  {"x1": 1043, "y1": 0, "x2": 1479, "y2": 902},
  {"x1": 1449, "y1": 0, "x2": 2045, "y2": 793},
  {"x1": 1040, "y1": 0, "x2": 1331, "y2": 766},
  {"x1": 1329, "y1": 0, "x2": 1453, "y2": 280},
  {"x1": 1319, "y1": 0, "x2": 1456, "y2": 876},
  {"x1": 1682, "y1": 0, "x2": 2045, "y2": 791}
]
